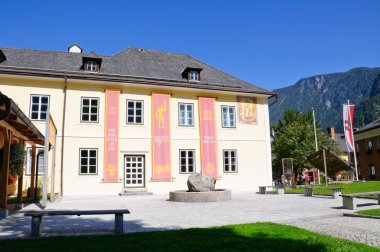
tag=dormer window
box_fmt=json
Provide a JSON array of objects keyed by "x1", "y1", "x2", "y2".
[
  {"x1": 189, "y1": 70, "x2": 199, "y2": 81},
  {"x1": 86, "y1": 61, "x2": 98, "y2": 72},
  {"x1": 182, "y1": 67, "x2": 202, "y2": 82},
  {"x1": 82, "y1": 55, "x2": 102, "y2": 72}
]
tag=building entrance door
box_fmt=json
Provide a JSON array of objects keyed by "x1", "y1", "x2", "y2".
[{"x1": 124, "y1": 155, "x2": 145, "y2": 188}]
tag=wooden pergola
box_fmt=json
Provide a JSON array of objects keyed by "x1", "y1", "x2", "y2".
[
  {"x1": 0, "y1": 92, "x2": 45, "y2": 211},
  {"x1": 303, "y1": 146, "x2": 354, "y2": 179}
]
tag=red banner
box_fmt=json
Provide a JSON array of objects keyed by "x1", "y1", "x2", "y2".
[
  {"x1": 199, "y1": 97, "x2": 218, "y2": 179},
  {"x1": 104, "y1": 89, "x2": 119, "y2": 182},
  {"x1": 152, "y1": 93, "x2": 171, "y2": 180},
  {"x1": 343, "y1": 104, "x2": 355, "y2": 152}
]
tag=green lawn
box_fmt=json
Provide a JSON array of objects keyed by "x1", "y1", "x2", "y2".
[
  {"x1": 0, "y1": 223, "x2": 378, "y2": 252},
  {"x1": 285, "y1": 181, "x2": 380, "y2": 195},
  {"x1": 356, "y1": 208, "x2": 380, "y2": 217}
]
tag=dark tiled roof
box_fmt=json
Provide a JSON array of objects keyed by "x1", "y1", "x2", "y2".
[
  {"x1": 0, "y1": 46, "x2": 274, "y2": 95},
  {"x1": 354, "y1": 117, "x2": 380, "y2": 135},
  {"x1": 333, "y1": 133, "x2": 348, "y2": 153}
]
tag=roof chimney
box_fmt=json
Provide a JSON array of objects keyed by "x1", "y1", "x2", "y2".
[
  {"x1": 327, "y1": 127, "x2": 335, "y2": 139},
  {"x1": 68, "y1": 43, "x2": 82, "y2": 53}
]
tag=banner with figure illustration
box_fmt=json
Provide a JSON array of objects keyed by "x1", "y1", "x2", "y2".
[
  {"x1": 237, "y1": 96, "x2": 257, "y2": 124},
  {"x1": 198, "y1": 97, "x2": 218, "y2": 179},
  {"x1": 343, "y1": 103, "x2": 355, "y2": 152},
  {"x1": 152, "y1": 93, "x2": 171, "y2": 180},
  {"x1": 104, "y1": 89, "x2": 120, "y2": 182}
]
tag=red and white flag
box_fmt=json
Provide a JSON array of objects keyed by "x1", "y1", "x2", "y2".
[{"x1": 343, "y1": 104, "x2": 355, "y2": 152}]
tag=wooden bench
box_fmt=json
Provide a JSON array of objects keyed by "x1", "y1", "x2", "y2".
[
  {"x1": 342, "y1": 191, "x2": 380, "y2": 210},
  {"x1": 304, "y1": 186, "x2": 342, "y2": 199},
  {"x1": 24, "y1": 209, "x2": 130, "y2": 237},
  {"x1": 258, "y1": 186, "x2": 284, "y2": 195}
]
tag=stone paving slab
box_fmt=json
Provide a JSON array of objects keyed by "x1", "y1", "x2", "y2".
[{"x1": 0, "y1": 193, "x2": 379, "y2": 248}]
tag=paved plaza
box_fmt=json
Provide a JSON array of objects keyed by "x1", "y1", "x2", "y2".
[{"x1": 0, "y1": 193, "x2": 379, "y2": 248}]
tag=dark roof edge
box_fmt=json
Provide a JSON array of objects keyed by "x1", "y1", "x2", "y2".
[
  {"x1": 354, "y1": 123, "x2": 380, "y2": 135},
  {"x1": 0, "y1": 66, "x2": 276, "y2": 97}
]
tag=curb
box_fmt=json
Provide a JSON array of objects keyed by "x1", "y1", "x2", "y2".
[{"x1": 343, "y1": 213, "x2": 380, "y2": 220}]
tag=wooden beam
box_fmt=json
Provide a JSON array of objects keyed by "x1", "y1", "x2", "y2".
[{"x1": 0, "y1": 129, "x2": 11, "y2": 209}]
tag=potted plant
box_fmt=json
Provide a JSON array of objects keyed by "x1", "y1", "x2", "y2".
[{"x1": 7, "y1": 144, "x2": 26, "y2": 196}]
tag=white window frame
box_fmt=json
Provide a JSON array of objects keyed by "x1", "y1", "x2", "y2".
[
  {"x1": 189, "y1": 70, "x2": 199, "y2": 81},
  {"x1": 179, "y1": 149, "x2": 195, "y2": 174},
  {"x1": 126, "y1": 100, "x2": 144, "y2": 125},
  {"x1": 79, "y1": 148, "x2": 98, "y2": 175},
  {"x1": 29, "y1": 95, "x2": 49, "y2": 120},
  {"x1": 178, "y1": 103, "x2": 194, "y2": 127},
  {"x1": 223, "y1": 149, "x2": 238, "y2": 173},
  {"x1": 25, "y1": 147, "x2": 45, "y2": 175},
  {"x1": 81, "y1": 97, "x2": 99, "y2": 123},
  {"x1": 86, "y1": 61, "x2": 98, "y2": 72},
  {"x1": 366, "y1": 140, "x2": 373, "y2": 152},
  {"x1": 369, "y1": 165, "x2": 376, "y2": 176},
  {"x1": 221, "y1": 105, "x2": 236, "y2": 128}
]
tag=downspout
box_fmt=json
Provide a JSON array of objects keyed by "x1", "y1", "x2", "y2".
[{"x1": 60, "y1": 76, "x2": 67, "y2": 196}]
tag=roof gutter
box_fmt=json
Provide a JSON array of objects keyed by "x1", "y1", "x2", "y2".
[{"x1": 268, "y1": 93, "x2": 278, "y2": 107}]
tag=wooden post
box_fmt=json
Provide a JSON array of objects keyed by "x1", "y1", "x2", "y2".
[
  {"x1": 29, "y1": 145, "x2": 36, "y2": 198},
  {"x1": 0, "y1": 129, "x2": 11, "y2": 209},
  {"x1": 323, "y1": 149, "x2": 328, "y2": 187}
]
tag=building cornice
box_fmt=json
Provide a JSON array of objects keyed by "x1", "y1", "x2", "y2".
[{"x1": 0, "y1": 66, "x2": 276, "y2": 98}]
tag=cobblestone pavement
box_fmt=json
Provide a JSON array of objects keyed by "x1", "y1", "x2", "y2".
[{"x1": 0, "y1": 193, "x2": 379, "y2": 248}]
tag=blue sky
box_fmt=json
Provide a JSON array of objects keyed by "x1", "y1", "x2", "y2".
[{"x1": 1, "y1": 0, "x2": 379, "y2": 90}]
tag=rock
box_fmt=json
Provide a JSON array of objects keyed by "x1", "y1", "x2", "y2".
[{"x1": 187, "y1": 173, "x2": 215, "y2": 192}]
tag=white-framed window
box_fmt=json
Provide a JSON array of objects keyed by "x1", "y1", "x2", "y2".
[
  {"x1": 223, "y1": 149, "x2": 237, "y2": 173},
  {"x1": 25, "y1": 147, "x2": 44, "y2": 175},
  {"x1": 179, "y1": 149, "x2": 195, "y2": 173},
  {"x1": 30, "y1": 95, "x2": 49, "y2": 120},
  {"x1": 221, "y1": 105, "x2": 236, "y2": 128},
  {"x1": 126, "y1": 100, "x2": 143, "y2": 124},
  {"x1": 356, "y1": 143, "x2": 360, "y2": 153},
  {"x1": 178, "y1": 103, "x2": 194, "y2": 126},
  {"x1": 86, "y1": 61, "x2": 98, "y2": 72},
  {"x1": 81, "y1": 97, "x2": 99, "y2": 123},
  {"x1": 368, "y1": 164, "x2": 376, "y2": 179},
  {"x1": 189, "y1": 70, "x2": 199, "y2": 81},
  {"x1": 366, "y1": 140, "x2": 373, "y2": 153},
  {"x1": 79, "y1": 148, "x2": 98, "y2": 175}
]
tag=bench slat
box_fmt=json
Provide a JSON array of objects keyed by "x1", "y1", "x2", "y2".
[
  {"x1": 342, "y1": 191, "x2": 380, "y2": 197},
  {"x1": 25, "y1": 209, "x2": 130, "y2": 217}
]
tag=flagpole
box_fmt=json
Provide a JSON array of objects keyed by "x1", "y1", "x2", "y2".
[
  {"x1": 42, "y1": 105, "x2": 50, "y2": 208},
  {"x1": 347, "y1": 100, "x2": 359, "y2": 181},
  {"x1": 312, "y1": 108, "x2": 318, "y2": 185}
]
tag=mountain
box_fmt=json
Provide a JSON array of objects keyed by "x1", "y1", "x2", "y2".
[{"x1": 269, "y1": 67, "x2": 380, "y2": 132}]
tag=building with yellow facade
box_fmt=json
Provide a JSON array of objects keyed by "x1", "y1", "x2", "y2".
[{"x1": 0, "y1": 44, "x2": 276, "y2": 195}]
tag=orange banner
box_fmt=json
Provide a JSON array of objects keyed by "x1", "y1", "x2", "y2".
[
  {"x1": 199, "y1": 97, "x2": 218, "y2": 179},
  {"x1": 152, "y1": 93, "x2": 171, "y2": 180},
  {"x1": 104, "y1": 89, "x2": 119, "y2": 182}
]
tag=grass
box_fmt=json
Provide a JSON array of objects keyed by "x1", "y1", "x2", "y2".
[
  {"x1": 285, "y1": 181, "x2": 380, "y2": 196},
  {"x1": 0, "y1": 223, "x2": 378, "y2": 252},
  {"x1": 356, "y1": 208, "x2": 380, "y2": 217}
]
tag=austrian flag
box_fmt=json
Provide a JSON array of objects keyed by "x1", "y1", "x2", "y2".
[{"x1": 343, "y1": 104, "x2": 355, "y2": 152}]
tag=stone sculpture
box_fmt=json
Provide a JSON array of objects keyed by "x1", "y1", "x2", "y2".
[{"x1": 187, "y1": 173, "x2": 215, "y2": 192}]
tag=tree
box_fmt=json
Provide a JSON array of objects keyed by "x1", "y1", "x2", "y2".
[{"x1": 271, "y1": 109, "x2": 340, "y2": 179}]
